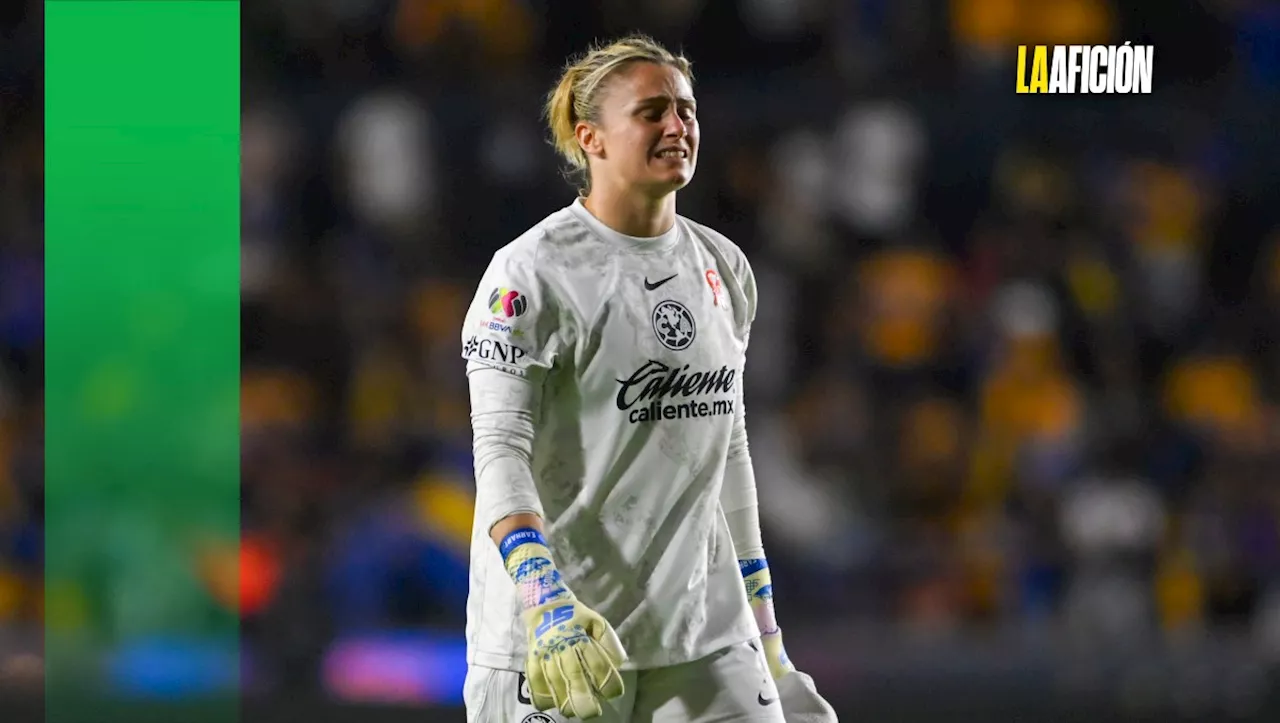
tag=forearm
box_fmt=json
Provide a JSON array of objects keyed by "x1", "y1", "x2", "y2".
[
  {"x1": 723, "y1": 475, "x2": 764, "y2": 561},
  {"x1": 469, "y1": 364, "x2": 546, "y2": 533},
  {"x1": 730, "y1": 497, "x2": 780, "y2": 637},
  {"x1": 720, "y1": 392, "x2": 781, "y2": 635},
  {"x1": 722, "y1": 381, "x2": 763, "y2": 558},
  {"x1": 725, "y1": 464, "x2": 792, "y2": 676},
  {"x1": 467, "y1": 365, "x2": 570, "y2": 609}
]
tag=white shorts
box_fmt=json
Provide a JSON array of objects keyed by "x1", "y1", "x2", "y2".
[{"x1": 464, "y1": 639, "x2": 786, "y2": 723}]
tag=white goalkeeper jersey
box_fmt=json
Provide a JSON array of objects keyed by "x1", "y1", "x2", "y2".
[{"x1": 461, "y1": 198, "x2": 758, "y2": 671}]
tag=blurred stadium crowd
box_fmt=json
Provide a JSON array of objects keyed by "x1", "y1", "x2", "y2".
[
  {"x1": 0, "y1": 0, "x2": 43, "y2": 640},
  {"x1": 7, "y1": 0, "x2": 1280, "y2": 708}
]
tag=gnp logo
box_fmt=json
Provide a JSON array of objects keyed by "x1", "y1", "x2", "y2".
[
  {"x1": 615, "y1": 360, "x2": 735, "y2": 424},
  {"x1": 489, "y1": 287, "x2": 528, "y2": 318},
  {"x1": 463, "y1": 336, "x2": 528, "y2": 367}
]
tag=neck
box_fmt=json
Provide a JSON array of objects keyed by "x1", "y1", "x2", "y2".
[{"x1": 582, "y1": 183, "x2": 676, "y2": 238}]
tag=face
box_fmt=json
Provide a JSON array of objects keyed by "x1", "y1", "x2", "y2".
[{"x1": 578, "y1": 62, "x2": 699, "y2": 197}]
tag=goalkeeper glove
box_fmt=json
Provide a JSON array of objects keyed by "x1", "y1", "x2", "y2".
[
  {"x1": 742, "y1": 558, "x2": 838, "y2": 721},
  {"x1": 740, "y1": 558, "x2": 796, "y2": 680},
  {"x1": 501, "y1": 528, "x2": 627, "y2": 719}
]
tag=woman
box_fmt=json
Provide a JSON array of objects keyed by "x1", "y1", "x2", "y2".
[{"x1": 461, "y1": 35, "x2": 834, "y2": 723}]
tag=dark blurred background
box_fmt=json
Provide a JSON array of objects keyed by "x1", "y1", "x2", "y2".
[{"x1": 7, "y1": 0, "x2": 1280, "y2": 720}]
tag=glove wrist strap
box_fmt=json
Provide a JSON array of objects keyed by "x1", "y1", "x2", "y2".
[
  {"x1": 500, "y1": 527, "x2": 572, "y2": 610},
  {"x1": 742, "y1": 558, "x2": 796, "y2": 677},
  {"x1": 739, "y1": 558, "x2": 780, "y2": 635}
]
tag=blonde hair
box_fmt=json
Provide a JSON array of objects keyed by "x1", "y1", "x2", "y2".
[{"x1": 544, "y1": 35, "x2": 694, "y2": 192}]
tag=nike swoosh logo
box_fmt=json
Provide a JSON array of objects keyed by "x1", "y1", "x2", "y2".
[
  {"x1": 758, "y1": 693, "x2": 777, "y2": 706},
  {"x1": 644, "y1": 273, "x2": 677, "y2": 290}
]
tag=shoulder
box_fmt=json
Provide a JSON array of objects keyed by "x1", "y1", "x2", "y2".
[
  {"x1": 481, "y1": 205, "x2": 612, "y2": 328},
  {"x1": 678, "y1": 215, "x2": 754, "y2": 285},
  {"x1": 487, "y1": 212, "x2": 555, "y2": 271},
  {"x1": 463, "y1": 210, "x2": 589, "y2": 369},
  {"x1": 491, "y1": 205, "x2": 610, "y2": 282},
  {"x1": 677, "y1": 214, "x2": 756, "y2": 323}
]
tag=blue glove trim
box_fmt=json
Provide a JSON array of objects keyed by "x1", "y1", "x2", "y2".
[{"x1": 499, "y1": 527, "x2": 547, "y2": 561}]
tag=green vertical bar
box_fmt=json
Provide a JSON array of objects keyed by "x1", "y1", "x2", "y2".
[{"x1": 45, "y1": 2, "x2": 240, "y2": 721}]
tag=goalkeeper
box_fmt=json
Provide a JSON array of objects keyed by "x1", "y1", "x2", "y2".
[{"x1": 461, "y1": 34, "x2": 835, "y2": 723}]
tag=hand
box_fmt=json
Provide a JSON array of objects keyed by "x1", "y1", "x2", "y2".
[
  {"x1": 522, "y1": 596, "x2": 627, "y2": 719},
  {"x1": 500, "y1": 526, "x2": 627, "y2": 720},
  {"x1": 740, "y1": 558, "x2": 836, "y2": 720}
]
